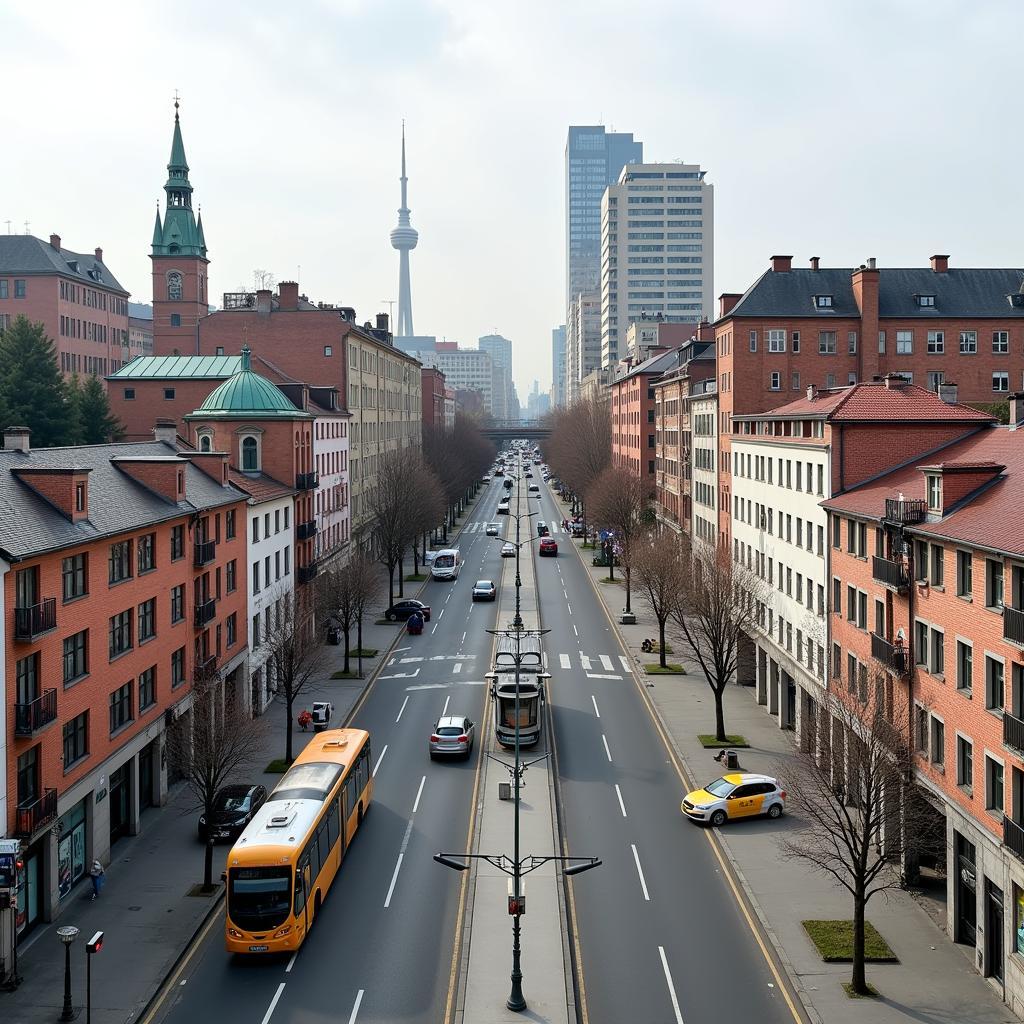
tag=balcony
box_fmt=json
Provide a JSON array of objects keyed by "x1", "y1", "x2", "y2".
[
  {"x1": 872, "y1": 555, "x2": 909, "y2": 592},
  {"x1": 1005, "y1": 817, "x2": 1024, "y2": 863},
  {"x1": 194, "y1": 598, "x2": 217, "y2": 629},
  {"x1": 296, "y1": 520, "x2": 318, "y2": 541},
  {"x1": 14, "y1": 598, "x2": 57, "y2": 642},
  {"x1": 14, "y1": 689, "x2": 58, "y2": 736},
  {"x1": 298, "y1": 563, "x2": 318, "y2": 585},
  {"x1": 884, "y1": 497, "x2": 927, "y2": 525},
  {"x1": 17, "y1": 788, "x2": 57, "y2": 838},
  {"x1": 1004, "y1": 711, "x2": 1024, "y2": 754},
  {"x1": 296, "y1": 471, "x2": 319, "y2": 491},
  {"x1": 871, "y1": 632, "x2": 908, "y2": 676},
  {"x1": 1004, "y1": 605, "x2": 1024, "y2": 647},
  {"x1": 194, "y1": 539, "x2": 217, "y2": 567}
]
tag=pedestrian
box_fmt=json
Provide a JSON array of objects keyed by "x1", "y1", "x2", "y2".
[{"x1": 89, "y1": 859, "x2": 104, "y2": 900}]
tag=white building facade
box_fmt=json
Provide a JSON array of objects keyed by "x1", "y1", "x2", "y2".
[
  {"x1": 688, "y1": 382, "x2": 719, "y2": 548},
  {"x1": 414, "y1": 347, "x2": 496, "y2": 415},
  {"x1": 313, "y1": 410, "x2": 350, "y2": 568},
  {"x1": 566, "y1": 292, "x2": 601, "y2": 405}
]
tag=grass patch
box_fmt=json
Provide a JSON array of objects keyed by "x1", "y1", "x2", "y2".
[
  {"x1": 330, "y1": 670, "x2": 363, "y2": 679},
  {"x1": 802, "y1": 920, "x2": 898, "y2": 964},
  {"x1": 264, "y1": 758, "x2": 291, "y2": 773},
  {"x1": 351, "y1": 648, "x2": 378, "y2": 658},
  {"x1": 580, "y1": 541, "x2": 596, "y2": 549},
  {"x1": 842, "y1": 982, "x2": 880, "y2": 999},
  {"x1": 697, "y1": 734, "x2": 750, "y2": 748},
  {"x1": 404, "y1": 573, "x2": 428, "y2": 582},
  {"x1": 644, "y1": 663, "x2": 685, "y2": 674},
  {"x1": 600, "y1": 576, "x2": 621, "y2": 584}
]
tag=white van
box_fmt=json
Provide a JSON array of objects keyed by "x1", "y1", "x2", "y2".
[{"x1": 431, "y1": 548, "x2": 461, "y2": 580}]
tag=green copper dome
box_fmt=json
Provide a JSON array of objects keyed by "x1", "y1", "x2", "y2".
[{"x1": 189, "y1": 349, "x2": 310, "y2": 420}]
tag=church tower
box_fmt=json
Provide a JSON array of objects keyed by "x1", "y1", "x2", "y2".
[{"x1": 151, "y1": 100, "x2": 209, "y2": 355}]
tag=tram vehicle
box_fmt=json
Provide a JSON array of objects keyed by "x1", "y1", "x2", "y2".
[{"x1": 490, "y1": 634, "x2": 547, "y2": 748}]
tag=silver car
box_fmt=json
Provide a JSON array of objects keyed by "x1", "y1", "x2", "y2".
[
  {"x1": 430, "y1": 715, "x2": 476, "y2": 759},
  {"x1": 472, "y1": 579, "x2": 496, "y2": 601},
  {"x1": 501, "y1": 542, "x2": 516, "y2": 557},
  {"x1": 486, "y1": 522, "x2": 500, "y2": 536}
]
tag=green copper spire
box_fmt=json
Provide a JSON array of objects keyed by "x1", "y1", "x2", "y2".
[
  {"x1": 151, "y1": 204, "x2": 163, "y2": 247},
  {"x1": 151, "y1": 99, "x2": 208, "y2": 259}
]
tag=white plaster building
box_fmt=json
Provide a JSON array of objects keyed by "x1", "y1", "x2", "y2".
[
  {"x1": 567, "y1": 292, "x2": 601, "y2": 405},
  {"x1": 688, "y1": 379, "x2": 719, "y2": 548},
  {"x1": 312, "y1": 404, "x2": 350, "y2": 569}
]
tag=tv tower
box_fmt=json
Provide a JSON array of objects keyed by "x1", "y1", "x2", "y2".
[{"x1": 390, "y1": 122, "x2": 419, "y2": 337}]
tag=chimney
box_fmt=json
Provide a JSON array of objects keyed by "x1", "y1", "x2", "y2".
[
  {"x1": 806, "y1": 384, "x2": 817, "y2": 402},
  {"x1": 866, "y1": 257, "x2": 876, "y2": 270},
  {"x1": 718, "y1": 293, "x2": 742, "y2": 317},
  {"x1": 255, "y1": 288, "x2": 272, "y2": 314},
  {"x1": 1008, "y1": 392, "x2": 1024, "y2": 429},
  {"x1": 884, "y1": 372, "x2": 908, "y2": 390},
  {"x1": 376, "y1": 313, "x2": 390, "y2": 332},
  {"x1": 278, "y1": 281, "x2": 299, "y2": 310},
  {"x1": 49, "y1": 234, "x2": 61, "y2": 251},
  {"x1": 851, "y1": 260, "x2": 881, "y2": 381},
  {"x1": 930, "y1": 254, "x2": 949, "y2": 273},
  {"x1": 770, "y1": 254, "x2": 793, "y2": 272},
  {"x1": 809, "y1": 256, "x2": 820, "y2": 271},
  {"x1": 937, "y1": 381, "x2": 959, "y2": 405},
  {"x1": 153, "y1": 418, "x2": 178, "y2": 446},
  {"x1": 94, "y1": 247, "x2": 103, "y2": 263},
  {"x1": 3, "y1": 426, "x2": 30, "y2": 452}
]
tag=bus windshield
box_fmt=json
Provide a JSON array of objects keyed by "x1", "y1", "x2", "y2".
[
  {"x1": 434, "y1": 553, "x2": 456, "y2": 568},
  {"x1": 228, "y1": 866, "x2": 292, "y2": 931}
]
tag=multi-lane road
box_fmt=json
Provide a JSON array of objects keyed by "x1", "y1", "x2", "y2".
[{"x1": 149, "y1": 457, "x2": 803, "y2": 1024}]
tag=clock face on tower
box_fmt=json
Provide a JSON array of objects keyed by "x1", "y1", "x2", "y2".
[{"x1": 167, "y1": 272, "x2": 183, "y2": 301}]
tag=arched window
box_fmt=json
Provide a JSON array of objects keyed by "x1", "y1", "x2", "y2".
[
  {"x1": 241, "y1": 436, "x2": 259, "y2": 471},
  {"x1": 167, "y1": 272, "x2": 183, "y2": 300},
  {"x1": 199, "y1": 434, "x2": 212, "y2": 452}
]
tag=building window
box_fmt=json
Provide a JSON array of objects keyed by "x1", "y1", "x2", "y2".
[
  {"x1": 170, "y1": 524, "x2": 184, "y2": 561},
  {"x1": 818, "y1": 331, "x2": 837, "y2": 354},
  {"x1": 252, "y1": 612, "x2": 261, "y2": 649},
  {"x1": 814, "y1": 294, "x2": 833, "y2": 308},
  {"x1": 767, "y1": 329, "x2": 785, "y2": 353},
  {"x1": 170, "y1": 314, "x2": 181, "y2": 328},
  {"x1": 791, "y1": 371, "x2": 800, "y2": 390},
  {"x1": 241, "y1": 436, "x2": 259, "y2": 472},
  {"x1": 0, "y1": 280, "x2": 7, "y2": 299},
  {"x1": 895, "y1": 330, "x2": 913, "y2": 354},
  {"x1": 109, "y1": 609, "x2": 133, "y2": 659},
  {"x1": 138, "y1": 598, "x2": 156, "y2": 642},
  {"x1": 163, "y1": 388, "x2": 176, "y2": 400},
  {"x1": 878, "y1": 331, "x2": 886, "y2": 353},
  {"x1": 137, "y1": 533, "x2": 156, "y2": 573},
  {"x1": 986, "y1": 755, "x2": 1004, "y2": 815},
  {"x1": 847, "y1": 331, "x2": 858, "y2": 353},
  {"x1": 959, "y1": 330, "x2": 978, "y2": 354},
  {"x1": 994, "y1": 372, "x2": 1010, "y2": 392},
  {"x1": 324, "y1": 345, "x2": 333, "y2": 357},
  {"x1": 14, "y1": 279, "x2": 26, "y2": 298},
  {"x1": 226, "y1": 560, "x2": 237, "y2": 593},
  {"x1": 63, "y1": 630, "x2": 88, "y2": 685},
  {"x1": 139, "y1": 667, "x2": 156, "y2": 711},
  {"x1": 929, "y1": 626, "x2": 944, "y2": 676},
  {"x1": 930, "y1": 716, "x2": 944, "y2": 768},
  {"x1": 957, "y1": 640, "x2": 973, "y2": 693},
  {"x1": 918, "y1": 294, "x2": 936, "y2": 308},
  {"x1": 226, "y1": 613, "x2": 237, "y2": 647},
  {"x1": 915, "y1": 706, "x2": 928, "y2": 752},
  {"x1": 108, "y1": 540, "x2": 132, "y2": 584},
  {"x1": 957, "y1": 735, "x2": 973, "y2": 790},
  {"x1": 993, "y1": 331, "x2": 1009, "y2": 354},
  {"x1": 926, "y1": 370, "x2": 944, "y2": 392},
  {"x1": 927, "y1": 330, "x2": 944, "y2": 354},
  {"x1": 957, "y1": 550, "x2": 973, "y2": 598},
  {"x1": 171, "y1": 585, "x2": 184, "y2": 624},
  {"x1": 930, "y1": 544, "x2": 944, "y2": 587},
  {"x1": 171, "y1": 647, "x2": 185, "y2": 688},
  {"x1": 62, "y1": 553, "x2": 88, "y2": 602},
  {"x1": 226, "y1": 510, "x2": 236, "y2": 539},
  {"x1": 109, "y1": 682, "x2": 133, "y2": 734},
  {"x1": 986, "y1": 558, "x2": 1004, "y2": 609},
  {"x1": 123, "y1": 388, "x2": 136, "y2": 400},
  {"x1": 62, "y1": 712, "x2": 89, "y2": 769},
  {"x1": 987, "y1": 655, "x2": 1005, "y2": 713},
  {"x1": 769, "y1": 371, "x2": 781, "y2": 391},
  {"x1": 198, "y1": 434, "x2": 213, "y2": 452},
  {"x1": 167, "y1": 272, "x2": 183, "y2": 300}
]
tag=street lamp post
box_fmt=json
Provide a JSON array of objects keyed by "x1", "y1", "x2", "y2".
[{"x1": 57, "y1": 925, "x2": 79, "y2": 1022}]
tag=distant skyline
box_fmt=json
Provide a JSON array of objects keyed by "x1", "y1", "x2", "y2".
[{"x1": 3, "y1": 1, "x2": 1022, "y2": 399}]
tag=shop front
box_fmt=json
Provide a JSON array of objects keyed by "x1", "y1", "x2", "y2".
[{"x1": 56, "y1": 799, "x2": 88, "y2": 901}]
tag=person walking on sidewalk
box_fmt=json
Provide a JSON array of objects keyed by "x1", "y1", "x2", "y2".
[{"x1": 89, "y1": 859, "x2": 104, "y2": 900}]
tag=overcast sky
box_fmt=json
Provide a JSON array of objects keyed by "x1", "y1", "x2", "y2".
[{"x1": 3, "y1": 1, "x2": 1020, "y2": 398}]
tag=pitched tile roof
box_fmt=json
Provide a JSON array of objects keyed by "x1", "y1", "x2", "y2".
[
  {"x1": 0, "y1": 441, "x2": 246, "y2": 561},
  {"x1": 823, "y1": 427, "x2": 1024, "y2": 556},
  {"x1": 226, "y1": 469, "x2": 296, "y2": 504},
  {"x1": 724, "y1": 266, "x2": 1024, "y2": 320},
  {"x1": 0, "y1": 235, "x2": 128, "y2": 294}
]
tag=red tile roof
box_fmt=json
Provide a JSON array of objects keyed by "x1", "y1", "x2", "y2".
[
  {"x1": 824, "y1": 427, "x2": 1024, "y2": 555},
  {"x1": 227, "y1": 469, "x2": 295, "y2": 503}
]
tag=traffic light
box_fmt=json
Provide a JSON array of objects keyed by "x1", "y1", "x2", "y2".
[{"x1": 86, "y1": 931, "x2": 103, "y2": 955}]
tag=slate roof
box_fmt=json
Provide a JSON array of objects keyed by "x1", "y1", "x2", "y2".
[
  {"x1": 0, "y1": 441, "x2": 246, "y2": 561},
  {"x1": 823, "y1": 427, "x2": 1024, "y2": 556},
  {"x1": 725, "y1": 267, "x2": 1024, "y2": 320},
  {"x1": 615, "y1": 348, "x2": 679, "y2": 383},
  {"x1": 226, "y1": 469, "x2": 296, "y2": 504},
  {"x1": 108, "y1": 355, "x2": 242, "y2": 380},
  {"x1": 0, "y1": 235, "x2": 129, "y2": 294}
]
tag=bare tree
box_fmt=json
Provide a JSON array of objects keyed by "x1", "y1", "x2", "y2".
[
  {"x1": 669, "y1": 541, "x2": 767, "y2": 741},
  {"x1": 350, "y1": 551, "x2": 383, "y2": 678},
  {"x1": 632, "y1": 530, "x2": 688, "y2": 667},
  {"x1": 544, "y1": 395, "x2": 611, "y2": 525},
  {"x1": 320, "y1": 564, "x2": 357, "y2": 676},
  {"x1": 781, "y1": 681, "x2": 942, "y2": 996},
  {"x1": 166, "y1": 670, "x2": 267, "y2": 889},
  {"x1": 586, "y1": 466, "x2": 652, "y2": 613},
  {"x1": 408, "y1": 459, "x2": 445, "y2": 576},
  {"x1": 370, "y1": 449, "x2": 422, "y2": 605}
]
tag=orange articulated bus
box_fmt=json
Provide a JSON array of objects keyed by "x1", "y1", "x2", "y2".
[{"x1": 224, "y1": 728, "x2": 373, "y2": 954}]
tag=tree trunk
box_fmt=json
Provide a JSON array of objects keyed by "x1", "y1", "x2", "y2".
[
  {"x1": 658, "y1": 618, "x2": 667, "y2": 668},
  {"x1": 285, "y1": 692, "x2": 294, "y2": 763},
  {"x1": 413, "y1": 540, "x2": 420, "y2": 575},
  {"x1": 388, "y1": 565, "x2": 395, "y2": 606},
  {"x1": 204, "y1": 836, "x2": 215, "y2": 890},
  {"x1": 398, "y1": 550, "x2": 405, "y2": 597},
  {"x1": 851, "y1": 887, "x2": 868, "y2": 994},
  {"x1": 713, "y1": 684, "x2": 727, "y2": 742},
  {"x1": 608, "y1": 542, "x2": 615, "y2": 580},
  {"x1": 343, "y1": 625, "x2": 351, "y2": 674},
  {"x1": 624, "y1": 565, "x2": 631, "y2": 613}
]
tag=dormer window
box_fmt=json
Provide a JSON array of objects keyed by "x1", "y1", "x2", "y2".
[
  {"x1": 241, "y1": 435, "x2": 260, "y2": 472},
  {"x1": 75, "y1": 482, "x2": 86, "y2": 513},
  {"x1": 198, "y1": 432, "x2": 213, "y2": 453},
  {"x1": 917, "y1": 294, "x2": 936, "y2": 308},
  {"x1": 814, "y1": 295, "x2": 833, "y2": 309},
  {"x1": 926, "y1": 473, "x2": 942, "y2": 512}
]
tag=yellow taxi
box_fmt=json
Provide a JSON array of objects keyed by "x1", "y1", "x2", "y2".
[{"x1": 681, "y1": 773, "x2": 785, "y2": 826}]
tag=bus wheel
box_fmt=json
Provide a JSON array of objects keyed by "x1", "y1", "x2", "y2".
[{"x1": 313, "y1": 890, "x2": 321, "y2": 920}]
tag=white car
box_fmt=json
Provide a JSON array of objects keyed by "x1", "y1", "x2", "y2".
[
  {"x1": 498, "y1": 501, "x2": 510, "y2": 515},
  {"x1": 482, "y1": 475, "x2": 492, "y2": 483},
  {"x1": 486, "y1": 522, "x2": 500, "y2": 536},
  {"x1": 528, "y1": 483, "x2": 540, "y2": 493},
  {"x1": 501, "y1": 543, "x2": 516, "y2": 557}
]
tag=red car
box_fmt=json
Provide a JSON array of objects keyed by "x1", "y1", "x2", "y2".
[{"x1": 539, "y1": 538, "x2": 558, "y2": 556}]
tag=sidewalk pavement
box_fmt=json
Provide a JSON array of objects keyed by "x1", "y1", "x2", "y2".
[
  {"x1": 554, "y1": 489, "x2": 1021, "y2": 1024},
  {"x1": 2, "y1": 497, "x2": 488, "y2": 1024}
]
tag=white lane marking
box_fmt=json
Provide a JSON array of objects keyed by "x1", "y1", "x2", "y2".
[
  {"x1": 438, "y1": 608, "x2": 445, "y2": 619},
  {"x1": 445, "y1": 593, "x2": 451, "y2": 603},
  {"x1": 467, "y1": 605, "x2": 474, "y2": 617},
  {"x1": 580, "y1": 655, "x2": 592, "y2": 671},
  {"x1": 591, "y1": 695, "x2": 601, "y2": 718},
  {"x1": 399, "y1": 657, "x2": 424, "y2": 664},
  {"x1": 431, "y1": 622, "x2": 439, "y2": 634},
  {"x1": 566, "y1": 603, "x2": 572, "y2": 615},
  {"x1": 412, "y1": 775, "x2": 426, "y2": 813},
  {"x1": 347, "y1": 989, "x2": 365, "y2": 1024},
  {"x1": 615, "y1": 784, "x2": 628, "y2": 817},
  {"x1": 462, "y1": 632, "x2": 467, "y2": 643},
  {"x1": 631, "y1": 844, "x2": 651, "y2": 901},
  {"x1": 453, "y1": 662, "x2": 463, "y2": 674},
  {"x1": 285, "y1": 952, "x2": 297, "y2": 973},
  {"x1": 395, "y1": 696, "x2": 410, "y2": 723},
  {"x1": 407, "y1": 681, "x2": 486, "y2": 690},
  {"x1": 559, "y1": 653, "x2": 571, "y2": 669},
  {"x1": 602, "y1": 734, "x2": 612, "y2": 762},
  {"x1": 393, "y1": 646, "x2": 411, "y2": 653},
  {"x1": 659, "y1": 946, "x2": 684, "y2": 1024},
  {"x1": 372, "y1": 745, "x2": 388, "y2": 776},
  {"x1": 381, "y1": 669, "x2": 420, "y2": 680},
  {"x1": 600, "y1": 654, "x2": 613, "y2": 671},
  {"x1": 385, "y1": 817, "x2": 416, "y2": 907},
  {"x1": 619, "y1": 655, "x2": 633, "y2": 674},
  {"x1": 260, "y1": 982, "x2": 286, "y2": 1024},
  {"x1": 587, "y1": 673, "x2": 623, "y2": 680},
  {"x1": 441, "y1": 694, "x2": 451, "y2": 716},
  {"x1": 573, "y1": 624, "x2": 579, "y2": 637}
]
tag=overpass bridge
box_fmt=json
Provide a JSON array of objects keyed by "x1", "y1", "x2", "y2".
[{"x1": 480, "y1": 419, "x2": 551, "y2": 443}]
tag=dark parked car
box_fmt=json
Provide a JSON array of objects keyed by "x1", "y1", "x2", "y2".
[
  {"x1": 386, "y1": 599, "x2": 431, "y2": 622},
  {"x1": 198, "y1": 784, "x2": 268, "y2": 843}
]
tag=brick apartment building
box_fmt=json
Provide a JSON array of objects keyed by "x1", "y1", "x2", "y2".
[
  {"x1": 714, "y1": 253, "x2": 1024, "y2": 546},
  {"x1": 0, "y1": 234, "x2": 130, "y2": 376},
  {"x1": 0, "y1": 426, "x2": 247, "y2": 947},
  {"x1": 421, "y1": 366, "x2": 448, "y2": 430},
  {"x1": 610, "y1": 347, "x2": 677, "y2": 482},
  {"x1": 825, "y1": 392, "x2": 1024, "y2": 1004}
]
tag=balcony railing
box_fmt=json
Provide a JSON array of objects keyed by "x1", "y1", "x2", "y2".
[
  {"x1": 884, "y1": 497, "x2": 927, "y2": 524},
  {"x1": 13, "y1": 598, "x2": 57, "y2": 642},
  {"x1": 1004, "y1": 605, "x2": 1024, "y2": 647},
  {"x1": 296, "y1": 471, "x2": 319, "y2": 491},
  {"x1": 17, "y1": 788, "x2": 57, "y2": 838},
  {"x1": 14, "y1": 689, "x2": 58, "y2": 736},
  {"x1": 871, "y1": 632, "x2": 908, "y2": 676},
  {"x1": 296, "y1": 520, "x2": 318, "y2": 541},
  {"x1": 298, "y1": 563, "x2": 318, "y2": 585},
  {"x1": 1005, "y1": 816, "x2": 1024, "y2": 863},
  {"x1": 1004, "y1": 711, "x2": 1024, "y2": 754},
  {"x1": 872, "y1": 555, "x2": 909, "y2": 592},
  {"x1": 194, "y1": 598, "x2": 217, "y2": 629},
  {"x1": 194, "y1": 539, "x2": 217, "y2": 567}
]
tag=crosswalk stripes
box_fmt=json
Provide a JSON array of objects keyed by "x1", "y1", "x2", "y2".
[
  {"x1": 619, "y1": 655, "x2": 633, "y2": 674},
  {"x1": 599, "y1": 655, "x2": 613, "y2": 671},
  {"x1": 548, "y1": 651, "x2": 635, "y2": 677},
  {"x1": 580, "y1": 654, "x2": 592, "y2": 671},
  {"x1": 559, "y1": 653, "x2": 571, "y2": 669}
]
